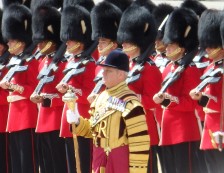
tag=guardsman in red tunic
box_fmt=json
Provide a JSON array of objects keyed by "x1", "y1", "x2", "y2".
[
  {"x1": 153, "y1": 8, "x2": 204, "y2": 173},
  {"x1": 0, "y1": 4, "x2": 39, "y2": 173},
  {"x1": 181, "y1": 1, "x2": 209, "y2": 172},
  {"x1": 117, "y1": 2, "x2": 162, "y2": 173},
  {"x1": 0, "y1": 8, "x2": 11, "y2": 173},
  {"x1": 151, "y1": 4, "x2": 174, "y2": 173},
  {"x1": 190, "y1": 10, "x2": 224, "y2": 173},
  {"x1": 87, "y1": 0, "x2": 125, "y2": 104},
  {"x1": 56, "y1": 2, "x2": 96, "y2": 173},
  {"x1": 30, "y1": 5, "x2": 67, "y2": 173}
]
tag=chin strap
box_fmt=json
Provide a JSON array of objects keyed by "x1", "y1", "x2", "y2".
[
  {"x1": 166, "y1": 47, "x2": 182, "y2": 59},
  {"x1": 98, "y1": 42, "x2": 114, "y2": 54},
  {"x1": 8, "y1": 41, "x2": 22, "y2": 53},
  {"x1": 40, "y1": 41, "x2": 53, "y2": 54},
  {"x1": 67, "y1": 42, "x2": 81, "y2": 53}
]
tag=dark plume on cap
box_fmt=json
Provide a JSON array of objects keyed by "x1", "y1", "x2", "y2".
[{"x1": 2, "y1": 4, "x2": 32, "y2": 45}]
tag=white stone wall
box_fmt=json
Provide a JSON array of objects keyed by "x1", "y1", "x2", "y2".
[{"x1": 93, "y1": 0, "x2": 224, "y2": 10}]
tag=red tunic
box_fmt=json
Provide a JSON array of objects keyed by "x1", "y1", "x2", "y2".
[
  {"x1": 200, "y1": 61, "x2": 223, "y2": 150},
  {"x1": 59, "y1": 56, "x2": 96, "y2": 137},
  {"x1": 92, "y1": 49, "x2": 99, "y2": 62},
  {"x1": 35, "y1": 56, "x2": 66, "y2": 133},
  {"x1": 0, "y1": 68, "x2": 9, "y2": 132},
  {"x1": 6, "y1": 58, "x2": 39, "y2": 132},
  {"x1": 128, "y1": 59, "x2": 162, "y2": 145},
  {"x1": 160, "y1": 62, "x2": 201, "y2": 145}
]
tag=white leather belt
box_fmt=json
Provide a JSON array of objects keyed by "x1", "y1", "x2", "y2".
[{"x1": 7, "y1": 95, "x2": 26, "y2": 103}]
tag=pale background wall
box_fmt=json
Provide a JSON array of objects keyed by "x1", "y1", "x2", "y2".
[
  {"x1": 93, "y1": 0, "x2": 224, "y2": 10},
  {"x1": 0, "y1": 0, "x2": 223, "y2": 10}
]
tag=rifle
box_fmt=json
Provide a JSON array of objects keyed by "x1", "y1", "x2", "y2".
[
  {"x1": 90, "y1": 69, "x2": 104, "y2": 95},
  {"x1": 33, "y1": 75, "x2": 55, "y2": 95},
  {"x1": 126, "y1": 43, "x2": 155, "y2": 84},
  {"x1": 1, "y1": 43, "x2": 37, "y2": 83},
  {"x1": 193, "y1": 49, "x2": 210, "y2": 68},
  {"x1": 33, "y1": 43, "x2": 67, "y2": 97},
  {"x1": 159, "y1": 49, "x2": 198, "y2": 93},
  {"x1": 59, "y1": 41, "x2": 98, "y2": 84},
  {"x1": 37, "y1": 43, "x2": 67, "y2": 80},
  {"x1": 195, "y1": 67, "x2": 223, "y2": 93}
]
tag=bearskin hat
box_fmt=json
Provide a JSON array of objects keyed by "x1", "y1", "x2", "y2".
[
  {"x1": 30, "y1": 0, "x2": 62, "y2": 13},
  {"x1": 91, "y1": 1, "x2": 122, "y2": 41},
  {"x1": 117, "y1": 3, "x2": 157, "y2": 53},
  {"x1": 63, "y1": 0, "x2": 94, "y2": 12},
  {"x1": 32, "y1": 6, "x2": 61, "y2": 45},
  {"x1": 221, "y1": 19, "x2": 224, "y2": 48},
  {"x1": 61, "y1": 5, "x2": 92, "y2": 49},
  {"x1": 2, "y1": 0, "x2": 22, "y2": 9},
  {"x1": 152, "y1": 3, "x2": 174, "y2": 39},
  {"x1": 105, "y1": 0, "x2": 132, "y2": 12},
  {"x1": 180, "y1": 0, "x2": 207, "y2": 17},
  {"x1": 162, "y1": 8, "x2": 198, "y2": 53},
  {"x1": 2, "y1": 4, "x2": 32, "y2": 45},
  {"x1": 132, "y1": 0, "x2": 156, "y2": 13},
  {"x1": 0, "y1": 9, "x2": 5, "y2": 45},
  {"x1": 198, "y1": 9, "x2": 223, "y2": 49}
]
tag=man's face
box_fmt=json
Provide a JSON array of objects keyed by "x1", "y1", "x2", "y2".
[
  {"x1": 7, "y1": 39, "x2": 23, "y2": 55},
  {"x1": 102, "y1": 66, "x2": 121, "y2": 88},
  {"x1": 98, "y1": 38, "x2": 114, "y2": 56},
  {"x1": 205, "y1": 47, "x2": 222, "y2": 60},
  {"x1": 166, "y1": 43, "x2": 184, "y2": 61},
  {"x1": 122, "y1": 42, "x2": 139, "y2": 58},
  {"x1": 66, "y1": 40, "x2": 81, "y2": 54}
]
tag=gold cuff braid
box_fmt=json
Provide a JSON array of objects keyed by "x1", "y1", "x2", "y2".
[{"x1": 8, "y1": 83, "x2": 24, "y2": 94}]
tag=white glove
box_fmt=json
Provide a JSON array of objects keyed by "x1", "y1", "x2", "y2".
[
  {"x1": 212, "y1": 131, "x2": 224, "y2": 143},
  {"x1": 66, "y1": 109, "x2": 80, "y2": 125}
]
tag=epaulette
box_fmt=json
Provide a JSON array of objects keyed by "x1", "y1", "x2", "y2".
[{"x1": 122, "y1": 99, "x2": 143, "y2": 118}]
